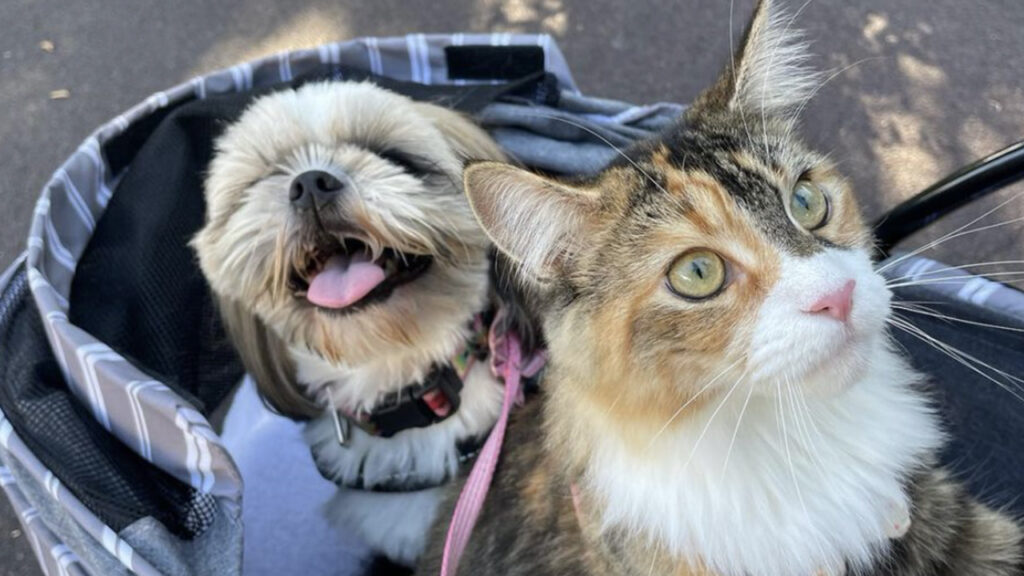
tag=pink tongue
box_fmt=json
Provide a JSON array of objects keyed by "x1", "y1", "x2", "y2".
[{"x1": 307, "y1": 253, "x2": 386, "y2": 309}]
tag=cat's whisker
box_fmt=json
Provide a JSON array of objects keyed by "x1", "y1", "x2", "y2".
[
  {"x1": 875, "y1": 192, "x2": 1024, "y2": 275},
  {"x1": 788, "y1": 376, "x2": 848, "y2": 511},
  {"x1": 891, "y1": 303, "x2": 1024, "y2": 334},
  {"x1": 782, "y1": 56, "x2": 887, "y2": 141},
  {"x1": 721, "y1": 377, "x2": 755, "y2": 477},
  {"x1": 535, "y1": 114, "x2": 670, "y2": 197},
  {"x1": 773, "y1": 378, "x2": 784, "y2": 437},
  {"x1": 777, "y1": 379, "x2": 794, "y2": 482},
  {"x1": 890, "y1": 301, "x2": 940, "y2": 315},
  {"x1": 884, "y1": 260, "x2": 1024, "y2": 284},
  {"x1": 790, "y1": 379, "x2": 834, "y2": 489},
  {"x1": 679, "y1": 369, "x2": 749, "y2": 473},
  {"x1": 888, "y1": 317, "x2": 1022, "y2": 395},
  {"x1": 887, "y1": 267, "x2": 1024, "y2": 285},
  {"x1": 785, "y1": 374, "x2": 818, "y2": 464},
  {"x1": 778, "y1": 378, "x2": 833, "y2": 568},
  {"x1": 603, "y1": 388, "x2": 627, "y2": 417},
  {"x1": 887, "y1": 272, "x2": 1024, "y2": 289},
  {"x1": 648, "y1": 358, "x2": 743, "y2": 445},
  {"x1": 787, "y1": 381, "x2": 847, "y2": 541},
  {"x1": 887, "y1": 316, "x2": 1024, "y2": 405}
]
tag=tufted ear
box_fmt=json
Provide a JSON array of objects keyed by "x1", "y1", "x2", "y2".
[
  {"x1": 463, "y1": 162, "x2": 602, "y2": 281},
  {"x1": 690, "y1": 0, "x2": 818, "y2": 117}
]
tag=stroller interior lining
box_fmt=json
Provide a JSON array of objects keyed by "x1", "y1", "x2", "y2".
[{"x1": 0, "y1": 265, "x2": 218, "y2": 537}]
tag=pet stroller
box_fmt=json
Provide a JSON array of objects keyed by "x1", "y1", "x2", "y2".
[{"x1": 1, "y1": 34, "x2": 1022, "y2": 576}]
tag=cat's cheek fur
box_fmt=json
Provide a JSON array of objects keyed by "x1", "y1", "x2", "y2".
[
  {"x1": 588, "y1": 345, "x2": 943, "y2": 576},
  {"x1": 747, "y1": 247, "x2": 890, "y2": 396}
]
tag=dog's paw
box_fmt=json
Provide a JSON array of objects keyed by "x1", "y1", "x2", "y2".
[{"x1": 327, "y1": 487, "x2": 443, "y2": 566}]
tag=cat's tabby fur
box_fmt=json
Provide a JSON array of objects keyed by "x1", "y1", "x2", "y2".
[{"x1": 418, "y1": 1, "x2": 1023, "y2": 574}]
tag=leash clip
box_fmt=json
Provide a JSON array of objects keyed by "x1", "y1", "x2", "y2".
[{"x1": 328, "y1": 389, "x2": 350, "y2": 446}]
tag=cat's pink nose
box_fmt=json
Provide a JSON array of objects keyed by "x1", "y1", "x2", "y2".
[{"x1": 805, "y1": 280, "x2": 856, "y2": 323}]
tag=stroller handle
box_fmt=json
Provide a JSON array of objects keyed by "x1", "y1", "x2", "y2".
[{"x1": 873, "y1": 139, "x2": 1024, "y2": 257}]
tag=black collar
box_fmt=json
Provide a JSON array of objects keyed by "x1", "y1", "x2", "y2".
[
  {"x1": 313, "y1": 313, "x2": 492, "y2": 491},
  {"x1": 327, "y1": 313, "x2": 491, "y2": 444},
  {"x1": 330, "y1": 362, "x2": 470, "y2": 441}
]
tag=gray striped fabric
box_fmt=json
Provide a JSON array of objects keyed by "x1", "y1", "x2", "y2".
[
  {"x1": 0, "y1": 464, "x2": 88, "y2": 576},
  {"x1": 5, "y1": 30, "x2": 1024, "y2": 576}
]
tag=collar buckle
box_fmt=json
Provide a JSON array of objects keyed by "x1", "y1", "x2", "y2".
[{"x1": 368, "y1": 364, "x2": 463, "y2": 438}]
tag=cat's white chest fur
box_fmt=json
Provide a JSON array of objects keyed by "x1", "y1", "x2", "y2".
[{"x1": 586, "y1": 344, "x2": 942, "y2": 576}]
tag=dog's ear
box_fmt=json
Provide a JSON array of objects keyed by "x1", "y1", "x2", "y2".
[
  {"x1": 412, "y1": 103, "x2": 507, "y2": 164},
  {"x1": 218, "y1": 297, "x2": 320, "y2": 420}
]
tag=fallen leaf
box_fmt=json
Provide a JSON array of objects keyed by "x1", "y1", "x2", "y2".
[
  {"x1": 50, "y1": 88, "x2": 71, "y2": 100},
  {"x1": 39, "y1": 40, "x2": 55, "y2": 52}
]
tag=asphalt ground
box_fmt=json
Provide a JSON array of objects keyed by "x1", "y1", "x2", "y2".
[{"x1": 1, "y1": 1, "x2": 1022, "y2": 573}]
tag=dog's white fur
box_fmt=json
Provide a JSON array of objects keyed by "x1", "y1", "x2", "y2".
[
  {"x1": 302, "y1": 359, "x2": 503, "y2": 565},
  {"x1": 586, "y1": 248, "x2": 943, "y2": 576},
  {"x1": 192, "y1": 81, "x2": 507, "y2": 565}
]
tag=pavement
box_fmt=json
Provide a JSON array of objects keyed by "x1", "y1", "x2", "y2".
[{"x1": 1, "y1": 0, "x2": 1022, "y2": 574}]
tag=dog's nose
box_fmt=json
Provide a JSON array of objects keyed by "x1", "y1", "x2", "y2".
[{"x1": 290, "y1": 170, "x2": 345, "y2": 210}]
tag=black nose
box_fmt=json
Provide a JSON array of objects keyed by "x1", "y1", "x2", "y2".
[{"x1": 290, "y1": 170, "x2": 345, "y2": 210}]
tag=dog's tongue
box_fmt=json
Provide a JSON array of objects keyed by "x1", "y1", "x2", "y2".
[{"x1": 307, "y1": 253, "x2": 386, "y2": 309}]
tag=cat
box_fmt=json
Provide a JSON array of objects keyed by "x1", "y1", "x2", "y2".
[{"x1": 417, "y1": 1, "x2": 1024, "y2": 574}]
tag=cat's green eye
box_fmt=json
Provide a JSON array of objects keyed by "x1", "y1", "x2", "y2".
[
  {"x1": 790, "y1": 181, "x2": 830, "y2": 230},
  {"x1": 667, "y1": 250, "x2": 726, "y2": 300}
]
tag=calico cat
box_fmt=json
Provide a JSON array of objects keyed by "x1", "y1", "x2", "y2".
[{"x1": 417, "y1": 1, "x2": 1024, "y2": 575}]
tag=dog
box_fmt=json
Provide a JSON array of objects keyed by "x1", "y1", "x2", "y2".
[{"x1": 192, "y1": 81, "x2": 509, "y2": 566}]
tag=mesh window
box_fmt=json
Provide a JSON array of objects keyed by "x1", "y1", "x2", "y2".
[{"x1": 0, "y1": 266, "x2": 214, "y2": 537}]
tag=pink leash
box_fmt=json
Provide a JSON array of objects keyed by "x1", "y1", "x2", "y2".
[{"x1": 440, "y1": 322, "x2": 544, "y2": 575}]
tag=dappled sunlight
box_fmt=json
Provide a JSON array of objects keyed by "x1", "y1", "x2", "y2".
[
  {"x1": 470, "y1": 0, "x2": 569, "y2": 35},
  {"x1": 859, "y1": 94, "x2": 944, "y2": 196},
  {"x1": 804, "y1": 6, "x2": 1024, "y2": 275},
  {"x1": 838, "y1": 10, "x2": 1021, "y2": 203},
  {"x1": 855, "y1": 54, "x2": 949, "y2": 198},
  {"x1": 862, "y1": 12, "x2": 888, "y2": 50},
  {"x1": 895, "y1": 53, "x2": 945, "y2": 87},
  {"x1": 959, "y1": 115, "x2": 1011, "y2": 160},
  {"x1": 187, "y1": 6, "x2": 352, "y2": 78}
]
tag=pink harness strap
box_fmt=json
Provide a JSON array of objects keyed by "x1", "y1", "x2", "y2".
[{"x1": 440, "y1": 321, "x2": 544, "y2": 575}]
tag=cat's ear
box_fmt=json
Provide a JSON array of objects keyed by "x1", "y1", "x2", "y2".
[
  {"x1": 690, "y1": 0, "x2": 818, "y2": 116},
  {"x1": 464, "y1": 162, "x2": 602, "y2": 280}
]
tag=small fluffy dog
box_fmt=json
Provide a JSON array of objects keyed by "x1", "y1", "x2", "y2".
[{"x1": 192, "y1": 81, "x2": 508, "y2": 566}]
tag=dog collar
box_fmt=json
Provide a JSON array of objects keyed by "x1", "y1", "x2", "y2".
[{"x1": 328, "y1": 313, "x2": 491, "y2": 443}]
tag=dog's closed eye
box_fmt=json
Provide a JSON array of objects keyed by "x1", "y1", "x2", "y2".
[{"x1": 376, "y1": 148, "x2": 445, "y2": 177}]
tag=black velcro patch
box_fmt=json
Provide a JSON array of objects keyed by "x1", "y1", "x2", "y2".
[{"x1": 445, "y1": 45, "x2": 545, "y2": 81}]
